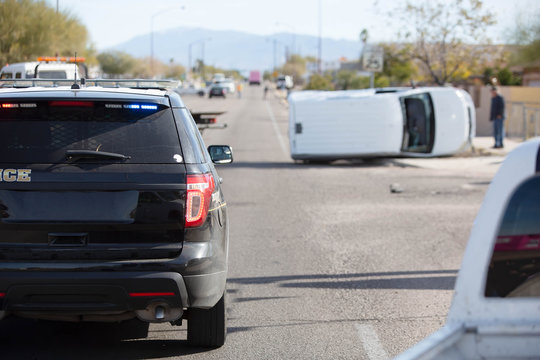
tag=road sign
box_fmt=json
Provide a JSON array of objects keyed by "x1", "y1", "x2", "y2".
[{"x1": 362, "y1": 47, "x2": 384, "y2": 73}]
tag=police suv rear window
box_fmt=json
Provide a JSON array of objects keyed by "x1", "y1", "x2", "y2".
[{"x1": 0, "y1": 100, "x2": 182, "y2": 164}]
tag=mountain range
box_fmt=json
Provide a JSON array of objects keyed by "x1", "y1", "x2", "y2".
[{"x1": 108, "y1": 27, "x2": 364, "y2": 73}]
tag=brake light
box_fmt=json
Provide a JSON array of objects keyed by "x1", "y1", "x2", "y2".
[
  {"x1": 129, "y1": 292, "x2": 175, "y2": 297},
  {"x1": 49, "y1": 101, "x2": 94, "y2": 107},
  {"x1": 495, "y1": 235, "x2": 540, "y2": 251},
  {"x1": 0, "y1": 292, "x2": 5, "y2": 297},
  {"x1": 186, "y1": 173, "x2": 215, "y2": 227}
]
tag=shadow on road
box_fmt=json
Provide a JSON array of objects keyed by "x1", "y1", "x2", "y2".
[
  {"x1": 279, "y1": 276, "x2": 456, "y2": 290},
  {"x1": 229, "y1": 269, "x2": 457, "y2": 291},
  {"x1": 227, "y1": 158, "x2": 405, "y2": 170},
  {"x1": 0, "y1": 318, "x2": 211, "y2": 360}
]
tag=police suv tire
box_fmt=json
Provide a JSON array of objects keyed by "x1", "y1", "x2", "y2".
[{"x1": 187, "y1": 293, "x2": 226, "y2": 347}]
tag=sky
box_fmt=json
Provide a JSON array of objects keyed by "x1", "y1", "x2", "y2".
[{"x1": 45, "y1": 0, "x2": 538, "y2": 50}]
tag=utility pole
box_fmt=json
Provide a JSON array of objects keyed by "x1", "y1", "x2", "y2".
[
  {"x1": 273, "y1": 38, "x2": 277, "y2": 72},
  {"x1": 150, "y1": 6, "x2": 185, "y2": 78},
  {"x1": 317, "y1": 0, "x2": 322, "y2": 74}
]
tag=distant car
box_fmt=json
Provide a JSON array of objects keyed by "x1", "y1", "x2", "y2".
[
  {"x1": 221, "y1": 78, "x2": 235, "y2": 94},
  {"x1": 212, "y1": 73, "x2": 225, "y2": 83},
  {"x1": 289, "y1": 87, "x2": 475, "y2": 161},
  {"x1": 174, "y1": 83, "x2": 206, "y2": 97},
  {"x1": 276, "y1": 75, "x2": 293, "y2": 89},
  {"x1": 209, "y1": 84, "x2": 226, "y2": 98}
]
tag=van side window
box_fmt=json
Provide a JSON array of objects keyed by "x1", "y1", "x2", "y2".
[
  {"x1": 485, "y1": 176, "x2": 540, "y2": 298},
  {"x1": 15, "y1": 72, "x2": 22, "y2": 79},
  {"x1": 0, "y1": 73, "x2": 12, "y2": 79}
]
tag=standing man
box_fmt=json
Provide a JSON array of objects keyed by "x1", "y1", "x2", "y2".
[
  {"x1": 490, "y1": 87, "x2": 505, "y2": 148},
  {"x1": 236, "y1": 82, "x2": 243, "y2": 98}
]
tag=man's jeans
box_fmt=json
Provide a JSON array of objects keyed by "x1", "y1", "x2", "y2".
[{"x1": 493, "y1": 118, "x2": 505, "y2": 147}]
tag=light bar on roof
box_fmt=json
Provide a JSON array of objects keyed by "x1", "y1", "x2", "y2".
[
  {"x1": 0, "y1": 103, "x2": 37, "y2": 109},
  {"x1": 1, "y1": 103, "x2": 18, "y2": 108},
  {"x1": 123, "y1": 104, "x2": 159, "y2": 110}
]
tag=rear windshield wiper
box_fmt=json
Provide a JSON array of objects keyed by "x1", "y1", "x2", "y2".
[{"x1": 66, "y1": 150, "x2": 131, "y2": 161}]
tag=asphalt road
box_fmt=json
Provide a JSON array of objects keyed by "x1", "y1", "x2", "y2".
[{"x1": 0, "y1": 85, "x2": 505, "y2": 360}]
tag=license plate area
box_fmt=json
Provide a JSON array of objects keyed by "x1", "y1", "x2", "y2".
[{"x1": 48, "y1": 233, "x2": 88, "y2": 247}]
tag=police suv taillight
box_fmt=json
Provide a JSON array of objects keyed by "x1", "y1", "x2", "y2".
[{"x1": 185, "y1": 173, "x2": 215, "y2": 227}]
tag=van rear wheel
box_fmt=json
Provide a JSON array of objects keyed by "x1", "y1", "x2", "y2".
[{"x1": 187, "y1": 293, "x2": 226, "y2": 347}]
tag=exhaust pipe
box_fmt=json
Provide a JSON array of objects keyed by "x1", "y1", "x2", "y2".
[{"x1": 135, "y1": 302, "x2": 182, "y2": 323}]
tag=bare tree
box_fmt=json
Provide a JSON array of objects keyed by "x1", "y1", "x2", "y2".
[{"x1": 394, "y1": 0, "x2": 496, "y2": 85}]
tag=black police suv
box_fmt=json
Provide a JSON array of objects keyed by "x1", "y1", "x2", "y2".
[{"x1": 0, "y1": 80, "x2": 232, "y2": 347}]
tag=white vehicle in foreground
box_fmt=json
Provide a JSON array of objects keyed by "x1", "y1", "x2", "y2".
[
  {"x1": 397, "y1": 138, "x2": 540, "y2": 359},
  {"x1": 288, "y1": 87, "x2": 475, "y2": 161}
]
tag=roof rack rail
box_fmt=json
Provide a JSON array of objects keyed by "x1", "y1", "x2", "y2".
[{"x1": 0, "y1": 79, "x2": 180, "y2": 90}]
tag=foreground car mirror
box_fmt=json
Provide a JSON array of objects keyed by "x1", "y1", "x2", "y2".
[{"x1": 208, "y1": 145, "x2": 233, "y2": 164}]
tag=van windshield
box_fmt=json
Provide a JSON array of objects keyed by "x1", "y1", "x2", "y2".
[
  {"x1": 0, "y1": 100, "x2": 182, "y2": 164},
  {"x1": 400, "y1": 93, "x2": 435, "y2": 153}
]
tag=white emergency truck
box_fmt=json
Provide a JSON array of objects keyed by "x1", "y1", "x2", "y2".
[
  {"x1": 288, "y1": 87, "x2": 475, "y2": 161},
  {"x1": 397, "y1": 138, "x2": 540, "y2": 359},
  {"x1": 0, "y1": 57, "x2": 86, "y2": 80}
]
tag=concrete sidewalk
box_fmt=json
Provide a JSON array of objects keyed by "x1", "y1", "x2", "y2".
[{"x1": 471, "y1": 136, "x2": 523, "y2": 156}]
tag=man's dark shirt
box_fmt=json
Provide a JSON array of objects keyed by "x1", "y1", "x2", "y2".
[{"x1": 490, "y1": 94, "x2": 505, "y2": 121}]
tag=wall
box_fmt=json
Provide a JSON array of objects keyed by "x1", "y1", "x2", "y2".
[{"x1": 468, "y1": 85, "x2": 540, "y2": 138}]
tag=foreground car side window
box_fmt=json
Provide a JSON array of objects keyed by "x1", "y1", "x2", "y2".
[{"x1": 485, "y1": 176, "x2": 540, "y2": 297}]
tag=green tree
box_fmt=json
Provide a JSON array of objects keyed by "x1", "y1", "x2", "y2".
[
  {"x1": 164, "y1": 63, "x2": 186, "y2": 80},
  {"x1": 279, "y1": 54, "x2": 308, "y2": 85},
  {"x1": 350, "y1": 75, "x2": 369, "y2": 89},
  {"x1": 0, "y1": 0, "x2": 89, "y2": 65},
  {"x1": 335, "y1": 70, "x2": 370, "y2": 90},
  {"x1": 392, "y1": 0, "x2": 496, "y2": 85},
  {"x1": 305, "y1": 73, "x2": 334, "y2": 90},
  {"x1": 379, "y1": 43, "x2": 417, "y2": 85},
  {"x1": 374, "y1": 75, "x2": 390, "y2": 88},
  {"x1": 482, "y1": 67, "x2": 522, "y2": 86},
  {"x1": 97, "y1": 51, "x2": 136, "y2": 78}
]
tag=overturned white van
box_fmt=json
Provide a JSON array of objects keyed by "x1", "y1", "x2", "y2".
[{"x1": 288, "y1": 87, "x2": 475, "y2": 161}]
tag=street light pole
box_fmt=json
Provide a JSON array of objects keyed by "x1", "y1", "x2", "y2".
[
  {"x1": 273, "y1": 38, "x2": 277, "y2": 72},
  {"x1": 275, "y1": 22, "x2": 296, "y2": 59},
  {"x1": 318, "y1": 0, "x2": 322, "y2": 74},
  {"x1": 188, "y1": 38, "x2": 211, "y2": 81},
  {"x1": 150, "y1": 6, "x2": 185, "y2": 78}
]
